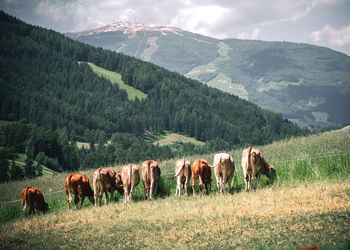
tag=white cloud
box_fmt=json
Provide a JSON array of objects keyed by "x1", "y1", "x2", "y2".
[
  {"x1": 311, "y1": 23, "x2": 350, "y2": 46},
  {"x1": 237, "y1": 28, "x2": 260, "y2": 40},
  {"x1": 31, "y1": 0, "x2": 330, "y2": 33}
]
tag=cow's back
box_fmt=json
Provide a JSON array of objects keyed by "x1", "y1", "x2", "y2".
[
  {"x1": 80, "y1": 174, "x2": 93, "y2": 196},
  {"x1": 66, "y1": 174, "x2": 92, "y2": 193},
  {"x1": 93, "y1": 168, "x2": 102, "y2": 193},
  {"x1": 101, "y1": 168, "x2": 117, "y2": 191},
  {"x1": 142, "y1": 161, "x2": 151, "y2": 185},
  {"x1": 241, "y1": 148, "x2": 251, "y2": 171},
  {"x1": 193, "y1": 159, "x2": 211, "y2": 182},
  {"x1": 150, "y1": 161, "x2": 160, "y2": 182},
  {"x1": 122, "y1": 165, "x2": 132, "y2": 188},
  {"x1": 214, "y1": 153, "x2": 234, "y2": 177}
]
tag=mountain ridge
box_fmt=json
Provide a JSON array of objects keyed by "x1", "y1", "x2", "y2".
[{"x1": 67, "y1": 22, "x2": 350, "y2": 129}]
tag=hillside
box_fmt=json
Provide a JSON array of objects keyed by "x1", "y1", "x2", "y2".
[
  {"x1": 0, "y1": 11, "x2": 308, "y2": 146},
  {"x1": 67, "y1": 21, "x2": 350, "y2": 129}
]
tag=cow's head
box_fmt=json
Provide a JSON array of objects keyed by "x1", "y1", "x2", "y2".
[
  {"x1": 115, "y1": 171, "x2": 124, "y2": 195},
  {"x1": 88, "y1": 195, "x2": 95, "y2": 204},
  {"x1": 266, "y1": 164, "x2": 276, "y2": 179},
  {"x1": 41, "y1": 202, "x2": 50, "y2": 214}
]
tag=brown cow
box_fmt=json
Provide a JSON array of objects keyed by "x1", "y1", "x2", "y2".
[
  {"x1": 141, "y1": 160, "x2": 161, "y2": 201},
  {"x1": 21, "y1": 187, "x2": 49, "y2": 216},
  {"x1": 192, "y1": 159, "x2": 212, "y2": 196},
  {"x1": 212, "y1": 153, "x2": 235, "y2": 193},
  {"x1": 65, "y1": 174, "x2": 94, "y2": 209},
  {"x1": 121, "y1": 164, "x2": 140, "y2": 203},
  {"x1": 241, "y1": 147, "x2": 276, "y2": 192},
  {"x1": 168, "y1": 159, "x2": 191, "y2": 198},
  {"x1": 93, "y1": 168, "x2": 123, "y2": 206}
]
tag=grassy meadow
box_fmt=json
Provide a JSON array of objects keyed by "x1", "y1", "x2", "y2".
[
  {"x1": 84, "y1": 62, "x2": 148, "y2": 101},
  {"x1": 0, "y1": 131, "x2": 350, "y2": 249}
]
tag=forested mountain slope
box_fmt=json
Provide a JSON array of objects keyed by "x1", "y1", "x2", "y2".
[
  {"x1": 0, "y1": 11, "x2": 308, "y2": 176},
  {"x1": 68, "y1": 22, "x2": 350, "y2": 129}
]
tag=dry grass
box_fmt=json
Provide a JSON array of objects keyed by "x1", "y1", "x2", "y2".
[{"x1": 1, "y1": 182, "x2": 349, "y2": 249}]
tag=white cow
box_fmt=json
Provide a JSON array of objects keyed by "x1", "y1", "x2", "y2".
[
  {"x1": 121, "y1": 164, "x2": 140, "y2": 203},
  {"x1": 212, "y1": 153, "x2": 235, "y2": 193}
]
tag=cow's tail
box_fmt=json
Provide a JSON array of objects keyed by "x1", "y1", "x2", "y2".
[
  {"x1": 128, "y1": 165, "x2": 132, "y2": 186},
  {"x1": 93, "y1": 169, "x2": 101, "y2": 197},
  {"x1": 210, "y1": 156, "x2": 222, "y2": 168},
  {"x1": 168, "y1": 160, "x2": 185, "y2": 179},
  {"x1": 247, "y1": 146, "x2": 253, "y2": 169}
]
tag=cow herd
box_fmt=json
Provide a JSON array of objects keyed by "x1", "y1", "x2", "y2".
[{"x1": 21, "y1": 147, "x2": 276, "y2": 216}]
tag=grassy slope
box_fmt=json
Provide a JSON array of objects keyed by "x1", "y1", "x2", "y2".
[
  {"x1": 85, "y1": 62, "x2": 147, "y2": 101},
  {"x1": 0, "y1": 131, "x2": 349, "y2": 248},
  {"x1": 152, "y1": 132, "x2": 206, "y2": 146}
]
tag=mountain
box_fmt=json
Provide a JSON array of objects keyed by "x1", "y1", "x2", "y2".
[
  {"x1": 0, "y1": 11, "x2": 308, "y2": 162},
  {"x1": 67, "y1": 22, "x2": 350, "y2": 129}
]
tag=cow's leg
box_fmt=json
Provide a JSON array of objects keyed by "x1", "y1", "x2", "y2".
[
  {"x1": 74, "y1": 194, "x2": 80, "y2": 209},
  {"x1": 254, "y1": 173, "x2": 261, "y2": 191},
  {"x1": 206, "y1": 182, "x2": 211, "y2": 195},
  {"x1": 104, "y1": 191, "x2": 109, "y2": 204},
  {"x1": 149, "y1": 181, "x2": 154, "y2": 201},
  {"x1": 244, "y1": 174, "x2": 250, "y2": 192},
  {"x1": 22, "y1": 200, "x2": 27, "y2": 217},
  {"x1": 80, "y1": 196, "x2": 85, "y2": 209},
  {"x1": 66, "y1": 189, "x2": 72, "y2": 209},
  {"x1": 130, "y1": 187, "x2": 134, "y2": 202},
  {"x1": 29, "y1": 206, "x2": 34, "y2": 216},
  {"x1": 216, "y1": 175, "x2": 220, "y2": 193},
  {"x1": 93, "y1": 187, "x2": 98, "y2": 207},
  {"x1": 198, "y1": 176, "x2": 204, "y2": 196},
  {"x1": 110, "y1": 190, "x2": 115, "y2": 203},
  {"x1": 143, "y1": 182, "x2": 148, "y2": 200},
  {"x1": 154, "y1": 181, "x2": 158, "y2": 195},
  {"x1": 220, "y1": 176, "x2": 226, "y2": 193},
  {"x1": 176, "y1": 177, "x2": 181, "y2": 198},
  {"x1": 226, "y1": 174, "x2": 234, "y2": 193},
  {"x1": 124, "y1": 186, "x2": 128, "y2": 203},
  {"x1": 99, "y1": 191, "x2": 103, "y2": 206},
  {"x1": 184, "y1": 178, "x2": 189, "y2": 197},
  {"x1": 192, "y1": 176, "x2": 197, "y2": 196}
]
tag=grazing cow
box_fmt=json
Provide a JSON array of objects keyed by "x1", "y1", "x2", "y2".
[
  {"x1": 241, "y1": 147, "x2": 276, "y2": 192},
  {"x1": 121, "y1": 164, "x2": 140, "y2": 203},
  {"x1": 21, "y1": 187, "x2": 49, "y2": 216},
  {"x1": 93, "y1": 168, "x2": 123, "y2": 206},
  {"x1": 141, "y1": 160, "x2": 161, "y2": 201},
  {"x1": 65, "y1": 174, "x2": 94, "y2": 209},
  {"x1": 192, "y1": 159, "x2": 212, "y2": 196},
  {"x1": 212, "y1": 153, "x2": 235, "y2": 193},
  {"x1": 168, "y1": 159, "x2": 192, "y2": 198}
]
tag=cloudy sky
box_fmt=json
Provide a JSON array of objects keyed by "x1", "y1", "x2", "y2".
[{"x1": 1, "y1": 0, "x2": 350, "y2": 55}]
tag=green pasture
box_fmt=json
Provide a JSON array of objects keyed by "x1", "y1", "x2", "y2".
[
  {"x1": 1, "y1": 130, "x2": 350, "y2": 248},
  {"x1": 84, "y1": 62, "x2": 147, "y2": 101}
]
